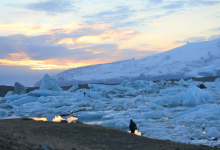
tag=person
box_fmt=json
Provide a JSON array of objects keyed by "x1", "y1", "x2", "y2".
[
  {"x1": 129, "y1": 119, "x2": 137, "y2": 133},
  {"x1": 84, "y1": 92, "x2": 86, "y2": 96}
]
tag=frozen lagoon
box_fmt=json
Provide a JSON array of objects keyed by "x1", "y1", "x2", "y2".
[{"x1": 0, "y1": 77, "x2": 220, "y2": 148}]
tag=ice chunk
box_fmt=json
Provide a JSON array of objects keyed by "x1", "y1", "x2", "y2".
[
  {"x1": 174, "y1": 104, "x2": 220, "y2": 121},
  {"x1": 4, "y1": 96, "x2": 38, "y2": 106},
  {"x1": 114, "y1": 119, "x2": 129, "y2": 129},
  {"x1": 158, "y1": 78, "x2": 167, "y2": 87},
  {"x1": 206, "y1": 127, "x2": 220, "y2": 138},
  {"x1": 28, "y1": 90, "x2": 74, "y2": 97},
  {"x1": 184, "y1": 85, "x2": 213, "y2": 106},
  {"x1": 88, "y1": 84, "x2": 133, "y2": 92},
  {"x1": 0, "y1": 109, "x2": 8, "y2": 118},
  {"x1": 5, "y1": 91, "x2": 13, "y2": 97},
  {"x1": 12, "y1": 82, "x2": 28, "y2": 95},
  {"x1": 77, "y1": 112, "x2": 107, "y2": 119},
  {"x1": 4, "y1": 94, "x2": 28, "y2": 102},
  {"x1": 159, "y1": 86, "x2": 187, "y2": 95},
  {"x1": 175, "y1": 79, "x2": 186, "y2": 86},
  {"x1": 89, "y1": 84, "x2": 114, "y2": 91},
  {"x1": 68, "y1": 85, "x2": 78, "y2": 92},
  {"x1": 214, "y1": 77, "x2": 220, "y2": 82},
  {"x1": 146, "y1": 102, "x2": 165, "y2": 111},
  {"x1": 37, "y1": 96, "x2": 46, "y2": 103},
  {"x1": 149, "y1": 82, "x2": 159, "y2": 88},
  {"x1": 142, "y1": 111, "x2": 165, "y2": 119},
  {"x1": 40, "y1": 74, "x2": 63, "y2": 91},
  {"x1": 29, "y1": 90, "x2": 60, "y2": 97},
  {"x1": 114, "y1": 85, "x2": 134, "y2": 91},
  {"x1": 112, "y1": 98, "x2": 124, "y2": 105},
  {"x1": 134, "y1": 105, "x2": 152, "y2": 112},
  {"x1": 120, "y1": 80, "x2": 154, "y2": 90},
  {"x1": 46, "y1": 114, "x2": 56, "y2": 121},
  {"x1": 186, "y1": 79, "x2": 194, "y2": 84},
  {"x1": 151, "y1": 93, "x2": 187, "y2": 107}
]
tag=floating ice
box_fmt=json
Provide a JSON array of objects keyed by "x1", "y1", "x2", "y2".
[
  {"x1": 175, "y1": 79, "x2": 186, "y2": 86},
  {"x1": 77, "y1": 112, "x2": 107, "y2": 120},
  {"x1": 12, "y1": 82, "x2": 28, "y2": 95},
  {"x1": 142, "y1": 111, "x2": 166, "y2": 119},
  {"x1": 37, "y1": 96, "x2": 46, "y2": 103},
  {"x1": 158, "y1": 78, "x2": 167, "y2": 87},
  {"x1": 159, "y1": 86, "x2": 187, "y2": 95},
  {"x1": 5, "y1": 91, "x2": 12, "y2": 97},
  {"x1": 1, "y1": 78, "x2": 220, "y2": 148},
  {"x1": 68, "y1": 85, "x2": 78, "y2": 92},
  {"x1": 184, "y1": 85, "x2": 213, "y2": 106},
  {"x1": 146, "y1": 102, "x2": 165, "y2": 111},
  {"x1": 214, "y1": 77, "x2": 220, "y2": 82},
  {"x1": 40, "y1": 74, "x2": 63, "y2": 91},
  {"x1": 28, "y1": 90, "x2": 75, "y2": 97},
  {"x1": 0, "y1": 109, "x2": 8, "y2": 119}
]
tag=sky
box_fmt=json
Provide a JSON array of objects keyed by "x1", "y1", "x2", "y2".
[{"x1": 0, "y1": 0, "x2": 220, "y2": 86}]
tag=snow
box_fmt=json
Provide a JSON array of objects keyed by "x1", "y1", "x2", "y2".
[{"x1": 33, "y1": 38, "x2": 220, "y2": 86}]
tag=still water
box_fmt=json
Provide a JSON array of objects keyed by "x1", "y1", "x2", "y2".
[{"x1": 33, "y1": 116, "x2": 78, "y2": 123}]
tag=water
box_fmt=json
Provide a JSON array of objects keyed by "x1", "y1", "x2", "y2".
[
  {"x1": 33, "y1": 116, "x2": 142, "y2": 136},
  {"x1": 33, "y1": 116, "x2": 78, "y2": 123}
]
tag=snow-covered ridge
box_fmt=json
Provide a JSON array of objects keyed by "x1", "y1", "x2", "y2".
[{"x1": 35, "y1": 38, "x2": 220, "y2": 87}]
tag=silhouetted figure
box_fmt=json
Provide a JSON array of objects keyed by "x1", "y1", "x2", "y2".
[
  {"x1": 129, "y1": 119, "x2": 137, "y2": 133},
  {"x1": 84, "y1": 92, "x2": 86, "y2": 96}
]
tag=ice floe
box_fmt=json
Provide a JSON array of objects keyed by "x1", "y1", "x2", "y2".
[{"x1": 0, "y1": 75, "x2": 220, "y2": 148}]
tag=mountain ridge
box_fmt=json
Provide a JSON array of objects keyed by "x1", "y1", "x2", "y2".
[{"x1": 34, "y1": 38, "x2": 220, "y2": 87}]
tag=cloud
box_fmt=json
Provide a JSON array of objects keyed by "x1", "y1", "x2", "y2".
[
  {"x1": 149, "y1": 10, "x2": 176, "y2": 19},
  {"x1": 0, "y1": 24, "x2": 150, "y2": 70},
  {"x1": 149, "y1": 0, "x2": 163, "y2": 4},
  {"x1": 174, "y1": 37, "x2": 206, "y2": 44},
  {"x1": 173, "y1": 35, "x2": 220, "y2": 44},
  {"x1": 208, "y1": 27, "x2": 220, "y2": 32},
  {"x1": 162, "y1": 1, "x2": 185, "y2": 9},
  {"x1": 190, "y1": 0, "x2": 220, "y2": 6},
  {"x1": 25, "y1": 0, "x2": 75, "y2": 15},
  {"x1": 83, "y1": 6, "x2": 139, "y2": 26}
]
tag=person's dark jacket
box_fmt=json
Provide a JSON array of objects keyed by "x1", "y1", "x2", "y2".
[{"x1": 129, "y1": 119, "x2": 137, "y2": 131}]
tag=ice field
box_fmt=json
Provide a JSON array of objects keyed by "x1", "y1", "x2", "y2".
[{"x1": 0, "y1": 74, "x2": 220, "y2": 148}]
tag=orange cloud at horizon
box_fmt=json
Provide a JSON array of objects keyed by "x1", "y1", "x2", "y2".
[{"x1": 0, "y1": 58, "x2": 94, "y2": 70}]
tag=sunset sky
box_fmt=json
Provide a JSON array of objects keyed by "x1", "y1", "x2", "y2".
[{"x1": 0, "y1": 0, "x2": 220, "y2": 86}]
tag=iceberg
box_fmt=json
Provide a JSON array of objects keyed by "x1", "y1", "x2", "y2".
[
  {"x1": 12, "y1": 82, "x2": 28, "y2": 95},
  {"x1": 40, "y1": 74, "x2": 63, "y2": 91},
  {"x1": 184, "y1": 85, "x2": 213, "y2": 106},
  {"x1": 0, "y1": 109, "x2": 8, "y2": 119},
  {"x1": 68, "y1": 85, "x2": 78, "y2": 92}
]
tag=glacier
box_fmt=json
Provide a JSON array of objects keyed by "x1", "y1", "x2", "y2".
[
  {"x1": 34, "y1": 38, "x2": 220, "y2": 87},
  {"x1": 1, "y1": 77, "x2": 220, "y2": 148}
]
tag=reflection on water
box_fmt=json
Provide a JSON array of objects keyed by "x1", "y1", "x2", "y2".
[
  {"x1": 33, "y1": 117, "x2": 47, "y2": 121},
  {"x1": 128, "y1": 130, "x2": 141, "y2": 136},
  {"x1": 86, "y1": 121, "x2": 103, "y2": 125},
  {"x1": 33, "y1": 116, "x2": 78, "y2": 123}
]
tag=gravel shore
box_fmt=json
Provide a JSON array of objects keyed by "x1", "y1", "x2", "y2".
[{"x1": 0, "y1": 119, "x2": 219, "y2": 150}]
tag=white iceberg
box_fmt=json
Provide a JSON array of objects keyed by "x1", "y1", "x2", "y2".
[{"x1": 40, "y1": 74, "x2": 63, "y2": 91}]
